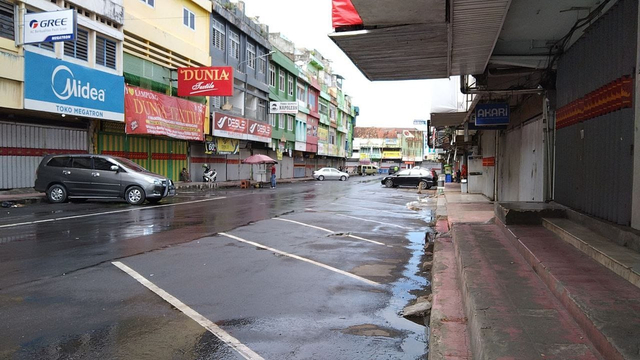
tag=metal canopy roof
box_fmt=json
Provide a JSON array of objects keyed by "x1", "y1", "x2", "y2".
[
  {"x1": 329, "y1": 0, "x2": 511, "y2": 81},
  {"x1": 430, "y1": 112, "x2": 467, "y2": 128}
]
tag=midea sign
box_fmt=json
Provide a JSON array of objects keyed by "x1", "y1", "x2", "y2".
[
  {"x1": 24, "y1": 51, "x2": 124, "y2": 121},
  {"x1": 51, "y1": 65, "x2": 106, "y2": 102},
  {"x1": 24, "y1": 9, "x2": 76, "y2": 44}
]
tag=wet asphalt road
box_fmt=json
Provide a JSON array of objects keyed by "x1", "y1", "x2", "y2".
[{"x1": 0, "y1": 176, "x2": 437, "y2": 360}]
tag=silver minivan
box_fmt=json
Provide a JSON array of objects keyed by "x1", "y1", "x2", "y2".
[{"x1": 34, "y1": 154, "x2": 175, "y2": 205}]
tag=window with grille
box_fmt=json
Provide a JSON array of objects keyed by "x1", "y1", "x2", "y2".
[
  {"x1": 212, "y1": 19, "x2": 225, "y2": 52},
  {"x1": 229, "y1": 31, "x2": 239, "y2": 59},
  {"x1": 64, "y1": 28, "x2": 89, "y2": 61},
  {"x1": 257, "y1": 99, "x2": 266, "y2": 121},
  {"x1": 140, "y1": 0, "x2": 154, "y2": 7},
  {"x1": 212, "y1": 96, "x2": 222, "y2": 109},
  {"x1": 278, "y1": 70, "x2": 285, "y2": 92},
  {"x1": 319, "y1": 102, "x2": 328, "y2": 115},
  {"x1": 183, "y1": 8, "x2": 195, "y2": 30},
  {"x1": 279, "y1": 115, "x2": 285, "y2": 129},
  {"x1": 0, "y1": 0, "x2": 14, "y2": 40},
  {"x1": 287, "y1": 115, "x2": 293, "y2": 131},
  {"x1": 288, "y1": 76, "x2": 294, "y2": 97},
  {"x1": 269, "y1": 113, "x2": 276, "y2": 127},
  {"x1": 246, "y1": 43, "x2": 255, "y2": 69},
  {"x1": 258, "y1": 54, "x2": 266, "y2": 74},
  {"x1": 96, "y1": 36, "x2": 116, "y2": 69},
  {"x1": 297, "y1": 83, "x2": 305, "y2": 103},
  {"x1": 268, "y1": 64, "x2": 275, "y2": 87}
]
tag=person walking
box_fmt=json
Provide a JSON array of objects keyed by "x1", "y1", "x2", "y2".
[{"x1": 271, "y1": 164, "x2": 277, "y2": 188}]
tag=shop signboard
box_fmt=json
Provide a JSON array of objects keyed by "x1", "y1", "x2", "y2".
[
  {"x1": 212, "y1": 112, "x2": 248, "y2": 140},
  {"x1": 124, "y1": 85, "x2": 205, "y2": 141},
  {"x1": 383, "y1": 151, "x2": 402, "y2": 158},
  {"x1": 177, "y1": 66, "x2": 233, "y2": 97},
  {"x1": 295, "y1": 141, "x2": 306, "y2": 151},
  {"x1": 318, "y1": 142, "x2": 327, "y2": 156},
  {"x1": 24, "y1": 51, "x2": 124, "y2": 121},
  {"x1": 475, "y1": 103, "x2": 510, "y2": 126},
  {"x1": 247, "y1": 119, "x2": 272, "y2": 143},
  {"x1": 317, "y1": 127, "x2": 329, "y2": 142},
  {"x1": 306, "y1": 116, "x2": 318, "y2": 145},
  {"x1": 24, "y1": 10, "x2": 76, "y2": 44},
  {"x1": 215, "y1": 138, "x2": 239, "y2": 155},
  {"x1": 269, "y1": 102, "x2": 298, "y2": 114}
]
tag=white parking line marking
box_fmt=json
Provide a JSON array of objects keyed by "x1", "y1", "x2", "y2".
[
  {"x1": 274, "y1": 218, "x2": 386, "y2": 246},
  {"x1": 0, "y1": 197, "x2": 227, "y2": 229},
  {"x1": 219, "y1": 232, "x2": 380, "y2": 286},
  {"x1": 336, "y1": 214, "x2": 411, "y2": 229},
  {"x1": 112, "y1": 261, "x2": 263, "y2": 360}
]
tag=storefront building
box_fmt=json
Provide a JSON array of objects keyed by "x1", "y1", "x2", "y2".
[
  {"x1": 0, "y1": 0, "x2": 124, "y2": 189},
  {"x1": 207, "y1": 0, "x2": 272, "y2": 181}
]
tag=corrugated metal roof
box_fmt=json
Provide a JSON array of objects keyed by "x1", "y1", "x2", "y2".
[{"x1": 329, "y1": 0, "x2": 511, "y2": 80}]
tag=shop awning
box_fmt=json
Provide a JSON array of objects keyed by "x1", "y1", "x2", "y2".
[
  {"x1": 329, "y1": 0, "x2": 511, "y2": 80},
  {"x1": 430, "y1": 112, "x2": 467, "y2": 128}
]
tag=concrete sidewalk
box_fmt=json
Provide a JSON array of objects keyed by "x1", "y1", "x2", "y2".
[
  {"x1": 0, "y1": 177, "x2": 314, "y2": 206},
  {"x1": 429, "y1": 183, "x2": 640, "y2": 360}
]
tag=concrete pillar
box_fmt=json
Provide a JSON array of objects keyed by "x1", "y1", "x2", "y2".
[{"x1": 632, "y1": 1, "x2": 640, "y2": 230}]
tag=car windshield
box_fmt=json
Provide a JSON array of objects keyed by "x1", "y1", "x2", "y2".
[{"x1": 114, "y1": 157, "x2": 151, "y2": 173}]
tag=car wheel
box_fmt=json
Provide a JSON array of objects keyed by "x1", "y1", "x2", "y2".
[
  {"x1": 318, "y1": 175, "x2": 325, "y2": 181},
  {"x1": 419, "y1": 181, "x2": 428, "y2": 190},
  {"x1": 340, "y1": 175, "x2": 347, "y2": 181},
  {"x1": 47, "y1": 184, "x2": 68, "y2": 203},
  {"x1": 125, "y1": 186, "x2": 146, "y2": 205},
  {"x1": 385, "y1": 179, "x2": 394, "y2": 188}
]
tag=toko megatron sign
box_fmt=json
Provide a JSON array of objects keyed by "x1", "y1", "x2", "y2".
[
  {"x1": 24, "y1": 9, "x2": 76, "y2": 44},
  {"x1": 24, "y1": 51, "x2": 124, "y2": 121}
]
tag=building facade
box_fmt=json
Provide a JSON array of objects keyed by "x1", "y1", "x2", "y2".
[{"x1": 0, "y1": 0, "x2": 125, "y2": 189}]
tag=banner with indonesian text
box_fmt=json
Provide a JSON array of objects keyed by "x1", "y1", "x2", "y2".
[{"x1": 125, "y1": 86, "x2": 205, "y2": 141}]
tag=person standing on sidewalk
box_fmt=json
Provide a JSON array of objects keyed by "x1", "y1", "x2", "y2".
[{"x1": 271, "y1": 164, "x2": 277, "y2": 188}]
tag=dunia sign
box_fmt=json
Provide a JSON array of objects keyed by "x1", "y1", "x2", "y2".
[
  {"x1": 177, "y1": 67, "x2": 233, "y2": 97},
  {"x1": 24, "y1": 9, "x2": 76, "y2": 44}
]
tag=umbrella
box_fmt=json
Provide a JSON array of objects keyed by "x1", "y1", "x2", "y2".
[{"x1": 241, "y1": 154, "x2": 278, "y2": 164}]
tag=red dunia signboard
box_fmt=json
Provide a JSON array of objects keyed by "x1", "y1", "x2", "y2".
[
  {"x1": 125, "y1": 85, "x2": 205, "y2": 141},
  {"x1": 177, "y1": 66, "x2": 234, "y2": 97}
]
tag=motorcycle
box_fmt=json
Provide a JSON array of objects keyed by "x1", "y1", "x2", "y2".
[{"x1": 202, "y1": 164, "x2": 217, "y2": 183}]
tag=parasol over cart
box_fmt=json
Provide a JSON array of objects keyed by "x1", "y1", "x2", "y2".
[{"x1": 241, "y1": 154, "x2": 277, "y2": 186}]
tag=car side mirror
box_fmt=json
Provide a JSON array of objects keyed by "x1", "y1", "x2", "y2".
[{"x1": 110, "y1": 165, "x2": 119, "y2": 172}]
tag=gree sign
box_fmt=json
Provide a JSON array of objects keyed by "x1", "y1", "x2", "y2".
[
  {"x1": 177, "y1": 66, "x2": 233, "y2": 97},
  {"x1": 24, "y1": 51, "x2": 124, "y2": 121},
  {"x1": 24, "y1": 10, "x2": 76, "y2": 44},
  {"x1": 475, "y1": 103, "x2": 510, "y2": 126}
]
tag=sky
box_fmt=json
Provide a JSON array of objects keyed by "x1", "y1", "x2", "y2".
[{"x1": 239, "y1": 0, "x2": 438, "y2": 128}]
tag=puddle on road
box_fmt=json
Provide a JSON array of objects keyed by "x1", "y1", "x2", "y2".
[
  {"x1": 341, "y1": 323, "x2": 400, "y2": 338},
  {"x1": 377, "y1": 230, "x2": 432, "y2": 358}
]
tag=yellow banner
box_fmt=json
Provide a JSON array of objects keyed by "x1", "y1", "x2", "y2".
[
  {"x1": 215, "y1": 138, "x2": 239, "y2": 154},
  {"x1": 383, "y1": 151, "x2": 402, "y2": 158},
  {"x1": 317, "y1": 127, "x2": 329, "y2": 141},
  {"x1": 359, "y1": 153, "x2": 369, "y2": 160}
]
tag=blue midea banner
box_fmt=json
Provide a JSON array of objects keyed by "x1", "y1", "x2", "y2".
[{"x1": 24, "y1": 51, "x2": 124, "y2": 121}]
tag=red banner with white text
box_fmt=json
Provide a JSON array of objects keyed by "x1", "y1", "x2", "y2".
[
  {"x1": 125, "y1": 85, "x2": 205, "y2": 141},
  {"x1": 177, "y1": 66, "x2": 234, "y2": 97}
]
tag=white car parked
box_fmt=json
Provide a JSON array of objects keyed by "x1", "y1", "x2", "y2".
[{"x1": 313, "y1": 167, "x2": 349, "y2": 181}]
